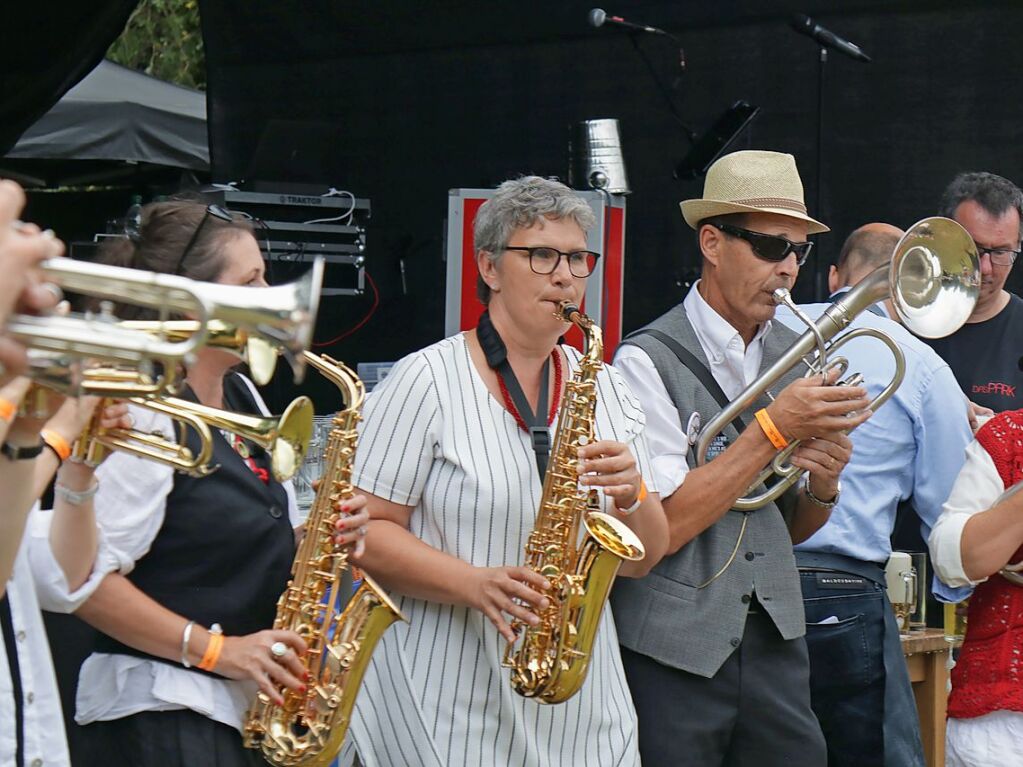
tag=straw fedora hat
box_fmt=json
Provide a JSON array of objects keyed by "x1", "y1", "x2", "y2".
[{"x1": 680, "y1": 150, "x2": 829, "y2": 234}]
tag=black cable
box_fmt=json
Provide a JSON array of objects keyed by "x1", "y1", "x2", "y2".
[{"x1": 627, "y1": 34, "x2": 697, "y2": 144}]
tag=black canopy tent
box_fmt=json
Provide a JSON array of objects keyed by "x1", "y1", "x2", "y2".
[{"x1": 1, "y1": 59, "x2": 208, "y2": 188}]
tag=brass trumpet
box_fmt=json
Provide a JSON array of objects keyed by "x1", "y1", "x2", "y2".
[
  {"x1": 696, "y1": 217, "x2": 980, "y2": 510},
  {"x1": 79, "y1": 393, "x2": 315, "y2": 481},
  {"x1": 6, "y1": 256, "x2": 324, "y2": 384},
  {"x1": 119, "y1": 320, "x2": 279, "y2": 386}
]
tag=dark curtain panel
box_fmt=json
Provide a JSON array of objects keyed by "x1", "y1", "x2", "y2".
[
  {"x1": 200, "y1": 1, "x2": 1023, "y2": 408},
  {"x1": 0, "y1": 1, "x2": 139, "y2": 153}
]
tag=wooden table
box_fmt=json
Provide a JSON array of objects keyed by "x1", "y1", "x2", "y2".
[{"x1": 901, "y1": 628, "x2": 954, "y2": 767}]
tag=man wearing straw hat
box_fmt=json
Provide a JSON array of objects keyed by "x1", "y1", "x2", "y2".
[{"x1": 612, "y1": 150, "x2": 871, "y2": 765}]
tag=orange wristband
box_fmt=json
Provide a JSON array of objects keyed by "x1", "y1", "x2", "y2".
[
  {"x1": 41, "y1": 429, "x2": 72, "y2": 462},
  {"x1": 0, "y1": 398, "x2": 16, "y2": 424},
  {"x1": 755, "y1": 408, "x2": 789, "y2": 449},
  {"x1": 197, "y1": 629, "x2": 224, "y2": 672},
  {"x1": 638, "y1": 479, "x2": 648, "y2": 504}
]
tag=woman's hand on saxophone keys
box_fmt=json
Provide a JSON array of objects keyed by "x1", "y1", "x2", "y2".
[
  {"x1": 333, "y1": 493, "x2": 370, "y2": 556},
  {"x1": 576, "y1": 440, "x2": 643, "y2": 512},
  {"x1": 217, "y1": 630, "x2": 309, "y2": 706},
  {"x1": 468, "y1": 567, "x2": 551, "y2": 643}
]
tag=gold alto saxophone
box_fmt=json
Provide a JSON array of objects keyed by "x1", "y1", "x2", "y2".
[
  {"x1": 244, "y1": 352, "x2": 407, "y2": 766},
  {"x1": 502, "y1": 301, "x2": 645, "y2": 704}
]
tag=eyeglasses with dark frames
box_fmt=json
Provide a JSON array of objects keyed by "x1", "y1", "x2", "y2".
[
  {"x1": 975, "y1": 243, "x2": 1021, "y2": 267},
  {"x1": 708, "y1": 222, "x2": 814, "y2": 267},
  {"x1": 504, "y1": 246, "x2": 601, "y2": 278},
  {"x1": 172, "y1": 204, "x2": 235, "y2": 276}
]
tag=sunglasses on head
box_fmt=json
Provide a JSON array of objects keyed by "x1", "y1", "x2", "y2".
[
  {"x1": 709, "y1": 222, "x2": 814, "y2": 266},
  {"x1": 172, "y1": 204, "x2": 235, "y2": 276}
]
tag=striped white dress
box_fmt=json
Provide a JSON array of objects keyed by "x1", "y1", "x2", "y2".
[{"x1": 347, "y1": 333, "x2": 649, "y2": 767}]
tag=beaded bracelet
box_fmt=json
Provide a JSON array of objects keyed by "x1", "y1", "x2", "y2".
[
  {"x1": 617, "y1": 479, "x2": 648, "y2": 515},
  {"x1": 54, "y1": 478, "x2": 99, "y2": 506}
]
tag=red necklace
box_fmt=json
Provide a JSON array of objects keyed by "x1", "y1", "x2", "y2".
[{"x1": 497, "y1": 349, "x2": 563, "y2": 432}]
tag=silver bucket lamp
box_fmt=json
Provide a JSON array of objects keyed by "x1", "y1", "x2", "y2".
[{"x1": 569, "y1": 118, "x2": 630, "y2": 194}]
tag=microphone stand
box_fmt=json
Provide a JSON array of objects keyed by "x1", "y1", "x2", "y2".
[
  {"x1": 813, "y1": 44, "x2": 828, "y2": 302},
  {"x1": 626, "y1": 33, "x2": 695, "y2": 143}
]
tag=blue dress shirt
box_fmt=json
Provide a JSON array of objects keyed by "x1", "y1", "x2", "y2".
[{"x1": 774, "y1": 294, "x2": 973, "y2": 602}]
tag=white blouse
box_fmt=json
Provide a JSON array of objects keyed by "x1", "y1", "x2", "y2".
[
  {"x1": 347, "y1": 333, "x2": 651, "y2": 767},
  {"x1": 614, "y1": 280, "x2": 773, "y2": 497},
  {"x1": 928, "y1": 438, "x2": 1002, "y2": 589},
  {"x1": 0, "y1": 503, "x2": 106, "y2": 767},
  {"x1": 57, "y1": 377, "x2": 299, "y2": 733}
]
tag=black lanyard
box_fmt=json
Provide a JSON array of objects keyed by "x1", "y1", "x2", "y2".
[
  {"x1": 0, "y1": 594, "x2": 25, "y2": 767},
  {"x1": 478, "y1": 310, "x2": 552, "y2": 479}
]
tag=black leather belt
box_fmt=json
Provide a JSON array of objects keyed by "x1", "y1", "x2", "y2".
[{"x1": 795, "y1": 551, "x2": 886, "y2": 588}]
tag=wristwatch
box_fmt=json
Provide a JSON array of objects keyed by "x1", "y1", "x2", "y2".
[
  {"x1": 1, "y1": 440, "x2": 44, "y2": 461},
  {"x1": 803, "y1": 477, "x2": 841, "y2": 509}
]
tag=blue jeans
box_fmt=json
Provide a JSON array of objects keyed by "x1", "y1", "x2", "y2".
[{"x1": 800, "y1": 569, "x2": 924, "y2": 767}]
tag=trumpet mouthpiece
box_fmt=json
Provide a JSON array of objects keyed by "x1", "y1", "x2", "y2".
[{"x1": 772, "y1": 288, "x2": 792, "y2": 306}]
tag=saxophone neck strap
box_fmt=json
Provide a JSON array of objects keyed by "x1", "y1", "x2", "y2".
[{"x1": 479, "y1": 309, "x2": 557, "y2": 479}]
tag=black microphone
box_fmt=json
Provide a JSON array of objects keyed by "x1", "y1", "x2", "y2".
[
  {"x1": 790, "y1": 14, "x2": 871, "y2": 63},
  {"x1": 589, "y1": 7, "x2": 669, "y2": 36}
]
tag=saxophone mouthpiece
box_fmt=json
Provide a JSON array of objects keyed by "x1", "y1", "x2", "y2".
[{"x1": 556, "y1": 301, "x2": 580, "y2": 322}]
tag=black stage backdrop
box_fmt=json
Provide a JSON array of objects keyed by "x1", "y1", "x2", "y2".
[
  {"x1": 0, "y1": 0, "x2": 138, "y2": 154},
  {"x1": 198, "y1": 0, "x2": 1023, "y2": 409}
]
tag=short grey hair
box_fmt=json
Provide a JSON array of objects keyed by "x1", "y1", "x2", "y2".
[
  {"x1": 473, "y1": 176, "x2": 596, "y2": 304},
  {"x1": 939, "y1": 171, "x2": 1023, "y2": 241}
]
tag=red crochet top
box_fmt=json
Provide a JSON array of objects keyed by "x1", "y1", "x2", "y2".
[{"x1": 948, "y1": 409, "x2": 1023, "y2": 719}]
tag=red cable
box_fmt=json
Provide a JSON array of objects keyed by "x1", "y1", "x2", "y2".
[{"x1": 312, "y1": 270, "x2": 380, "y2": 348}]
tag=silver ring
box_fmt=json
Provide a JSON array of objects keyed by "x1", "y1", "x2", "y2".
[
  {"x1": 359, "y1": 526, "x2": 368, "y2": 537},
  {"x1": 270, "y1": 641, "x2": 288, "y2": 659}
]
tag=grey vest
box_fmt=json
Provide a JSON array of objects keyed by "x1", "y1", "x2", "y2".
[{"x1": 611, "y1": 304, "x2": 807, "y2": 678}]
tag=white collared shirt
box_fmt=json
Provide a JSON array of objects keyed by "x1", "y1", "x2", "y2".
[
  {"x1": 0, "y1": 503, "x2": 107, "y2": 767},
  {"x1": 614, "y1": 280, "x2": 772, "y2": 497},
  {"x1": 41, "y1": 376, "x2": 300, "y2": 734},
  {"x1": 928, "y1": 426, "x2": 998, "y2": 590}
]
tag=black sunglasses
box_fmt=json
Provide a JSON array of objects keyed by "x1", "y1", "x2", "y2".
[
  {"x1": 709, "y1": 222, "x2": 814, "y2": 266},
  {"x1": 172, "y1": 204, "x2": 235, "y2": 276}
]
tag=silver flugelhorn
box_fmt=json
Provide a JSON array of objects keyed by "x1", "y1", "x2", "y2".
[
  {"x1": 6, "y1": 256, "x2": 324, "y2": 385},
  {"x1": 696, "y1": 217, "x2": 980, "y2": 510}
]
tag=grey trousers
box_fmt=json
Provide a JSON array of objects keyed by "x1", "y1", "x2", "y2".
[{"x1": 621, "y1": 610, "x2": 827, "y2": 767}]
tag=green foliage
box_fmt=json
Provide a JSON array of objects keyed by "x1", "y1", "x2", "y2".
[{"x1": 107, "y1": 0, "x2": 205, "y2": 90}]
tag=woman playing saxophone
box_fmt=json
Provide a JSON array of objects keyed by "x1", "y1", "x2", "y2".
[
  {"x1": 45, "y1": 200, "x2": 371, "y2": 767},
  {"x1": 346, "y1": 177, "x2": 667, "y2": 767}
]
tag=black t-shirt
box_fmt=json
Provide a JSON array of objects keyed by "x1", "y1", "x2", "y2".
[{"x1": 924, "y1": 292, "x2": 1023, "y2": 413}]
